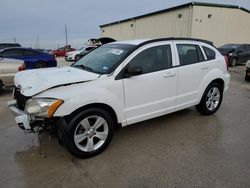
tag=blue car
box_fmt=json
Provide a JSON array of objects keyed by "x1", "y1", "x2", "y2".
[{"x1": 0, "y1": 47, "x2": 57, "y2": 69}]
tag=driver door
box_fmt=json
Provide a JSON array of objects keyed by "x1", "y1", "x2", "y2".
[{"x1": 122, "y1": 43, "x2": 177, "y2": 125}]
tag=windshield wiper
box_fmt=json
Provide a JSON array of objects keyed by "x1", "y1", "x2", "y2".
[{"x1": 73, "y1": 64, "x2": 94, "y2": 72}]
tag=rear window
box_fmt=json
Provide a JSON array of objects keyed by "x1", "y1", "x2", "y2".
[
  {"x1": 203, "y1": 46, "x2": 216, "y2": 60},
  {"x1": 177, "y1": 44, "x2": 205, "y2": 66}
]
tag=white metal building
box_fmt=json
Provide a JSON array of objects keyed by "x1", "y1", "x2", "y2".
[{"x1": 99, "y1": 2, "x2": 250, "y2": 47}]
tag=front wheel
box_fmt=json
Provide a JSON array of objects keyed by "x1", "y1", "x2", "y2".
[
  {"x1": 63, "y1": 108, "x2": 114, "y2": 158},
  {"x1": 196, "y1": 82, "x2": 223, "y2": 115},
  {"x1": 75, "y1": 55, "x2": 81, "y2": 62}
]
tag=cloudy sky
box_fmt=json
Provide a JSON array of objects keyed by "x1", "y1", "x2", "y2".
[{"x1": 1, "y1": 0, "x2": 249, "y2": 49}]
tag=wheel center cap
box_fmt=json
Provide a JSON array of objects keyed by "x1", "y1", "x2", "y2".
[{"x1": 87, "y1": 129, "x2": 95, "y2": 138}]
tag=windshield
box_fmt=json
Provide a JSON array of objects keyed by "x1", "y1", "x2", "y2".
[
  {"x1": 77, "y1": 47, "x2": 84, "y2": 51},
  {"x1": 72, "y1": 43, "x2": 135, "y2": 74},
  {"x1": 220, "y1": 44, "x2": 240, "y2": 49}
]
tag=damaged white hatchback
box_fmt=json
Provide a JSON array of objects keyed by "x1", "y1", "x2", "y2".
[{"x1": 8, "y1": 38, "x2": 230, "y2": 158}]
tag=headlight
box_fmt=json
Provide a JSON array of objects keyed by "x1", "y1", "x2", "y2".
[{"x1": 25, "y1": 98, "x2": 63, "y2": 118}]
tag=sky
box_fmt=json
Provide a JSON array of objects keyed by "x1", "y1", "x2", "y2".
[{"x1": 0, "y1": 0, "x2": 249, "y2": 49}]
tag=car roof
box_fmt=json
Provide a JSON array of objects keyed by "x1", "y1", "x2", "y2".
[{"x1": 111, "y1": 37, "x2": 214, "y2": 46}]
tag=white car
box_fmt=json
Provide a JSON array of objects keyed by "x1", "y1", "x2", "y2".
[
  {"x1": 8, "y1": 38, "x2": 230, "y2": 158},
  {"x1": 65, "y1": 46, "x2": 95, "y2": 61},
  {"x1": 0, "y1": 57, "x2": 24, "y2": 92}
]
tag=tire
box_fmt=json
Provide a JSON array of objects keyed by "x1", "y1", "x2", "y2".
[
  {"x1": 63, "y1": 108, "x2": 114, "y2": 158},
  {"x1": 245, "y1": 72, "x2": 250, "y2": 81},
  {"x1": 196, "y1": 82, "x2": 223, "y2": 115},
  {"x1": 0, "y1": 81, "x2": 3, "y2": 93},
  {"x1": 230, "y1": 58, "x2": 237, "y2": 67},
  {"x1": 75, "y1": 55, "x2": 81, "y2": 62},
  {"x1": 35, "y1": 61, "x2": 47, "y2": 68}
]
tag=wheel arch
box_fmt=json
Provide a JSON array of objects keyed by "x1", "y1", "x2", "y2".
[
  {"x1": 197, "y1": 71, "x2": 225, "y2": 104},
  {"x1": 65, "y1": 103, "x2": 120, "y2": 129}
]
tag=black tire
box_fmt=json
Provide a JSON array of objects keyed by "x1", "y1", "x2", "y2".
[
  {"x1": 63, "y1": 108, "x2": 114, "y2": 158},
  {"x1": 35, "y1": 61, "x2": 47, "y2": 68},
  {"x1": 75, "y1": 55, "x2": 81, "y2": 62},
  {"x1": 196, "y1": 82, "x2": 223, "y2": 115},
  {"x1": 245, "y1": 72, "x2": 250, "y2": 81},
  {"x1": 0, "y1": 81, "x2": 3, "y2": 93},
  {"x1": 230, "y1": 58, "x2": 237, "y2": 67}
]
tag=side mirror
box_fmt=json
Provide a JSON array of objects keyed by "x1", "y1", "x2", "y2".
[{"x1": 124, "y1": 66, "x2": 143, "y2": 78}]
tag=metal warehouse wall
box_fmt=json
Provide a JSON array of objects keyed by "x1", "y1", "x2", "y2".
[
  {"x1": 100, "y1": 7, "x2": 192, "y2": 40},
  {"x1": 100, "y1": 5, "x2": 250, "y2": 47},
  {"x1": 191, "y1": 6, "x2": 250, "y2": 47}
]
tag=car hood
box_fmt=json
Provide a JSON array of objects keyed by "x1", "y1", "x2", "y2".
[
  {"x1": 66, "y1": 50, "x2": 79, "y2": 56},
  {"x1": 14, "y1": 66, "x2": 100, "y2": 96}
]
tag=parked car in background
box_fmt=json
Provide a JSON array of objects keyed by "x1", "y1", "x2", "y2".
[
  {"x1": 8, "y1": 38, "x2": 230, "y2": 158},
  {"x1": 51, "y1": 46, "x2": 76, "y2": 57},
  {"x1": 0, "y1": 57, "x2": 24, "y2": 92},
  {"x1": 65, "y1": 46, "x2": 96, "y2": 61},
  {"x1": 0, "y1": 43, "x2": 21, "y2": 50},
  {"x1": 75, "y1": 37, "x2": 116, "y2": 62},
  {"x1": 0, "y1": 47, "x2": 57, "y2": 69},
  {"x1": 245, "y1": 60, "x2": 250, "y2": 81},
  {"x1": 218, "y1": 44, "x2": 250, "y2": 67}
]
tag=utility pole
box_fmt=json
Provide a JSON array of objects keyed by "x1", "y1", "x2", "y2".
[{"x1": 65, "y1": 24, "x2": 68, "y2": 46}]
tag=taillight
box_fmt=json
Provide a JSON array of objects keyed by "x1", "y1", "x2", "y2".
[
  {"x1": 224, "y1": 56, "x2": 229, "y2": 70},
  {"x1": 18, "y1": 63, "x2": 25, "y2": 71}
]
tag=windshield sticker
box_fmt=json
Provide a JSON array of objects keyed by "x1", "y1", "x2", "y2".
[
  {"x1": 108, "y1": 49, "x2": 124, "y2": 55},
  {"x1": 102, "y1": 66, "x2": 108, "y2": 70}
]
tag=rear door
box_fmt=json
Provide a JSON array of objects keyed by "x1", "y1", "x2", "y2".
[
  {"x1": 0, "y1": 58, "x2": 22, "y2": 86},
  {"x1": 173, "y1": 42, "x2": 208, "y2": 110},
  {"x1": 238, "y1": 45, "x2": 250, "y2": 63},
  {"x1": 122, "y1": 42, "x2": 178, "y2": 124}
]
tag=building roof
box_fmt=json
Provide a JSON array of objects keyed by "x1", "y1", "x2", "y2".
[{"x1": 99, "y1": 1, "x2": 250, "y2": 27}]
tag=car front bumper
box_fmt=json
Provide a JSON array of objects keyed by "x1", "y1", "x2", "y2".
[{"x1": 8, "y1": 100, "x2": 31, "y2": 130}]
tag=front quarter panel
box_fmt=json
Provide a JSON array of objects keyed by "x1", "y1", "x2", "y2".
[{"x1": 35, "y1": 77, "x2": 126, "y2": 125}]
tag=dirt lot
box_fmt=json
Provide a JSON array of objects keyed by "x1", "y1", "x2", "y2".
[{"x1": 0, "y1": 62, "x2": 250, "y2": 188}]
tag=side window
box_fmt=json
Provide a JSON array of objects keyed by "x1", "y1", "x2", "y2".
[
  {"x1": 24, "y1": 50, "x2": 38, "y2": 56},
  {"x1": 202, "y1": 46, "x2": 216, "y2": 60},
  {"x1": 177, "y1": 44, "x2": 205, "y2": 66},
  {"x1": 0, "y1": 49, "x2": 23, "y2": 57},
  {"x1": 128, "y1": 45, "x2": 172, "y2": 74}
]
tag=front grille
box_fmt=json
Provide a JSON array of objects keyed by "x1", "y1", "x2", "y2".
[{"x1": 14, "y1": 87, "x2": 29, "y2": 110}]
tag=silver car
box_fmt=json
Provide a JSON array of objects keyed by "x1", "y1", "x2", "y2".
[{"x1": 0, "y1": 57, "x2": 24, "y2": 91}]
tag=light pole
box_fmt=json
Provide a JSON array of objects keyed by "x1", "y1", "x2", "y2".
[{"x1": 65, "y1": 24, "x2": 68, "y2": 46}]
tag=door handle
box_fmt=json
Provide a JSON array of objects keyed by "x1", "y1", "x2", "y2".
[
  {"x1": 164, "y1": 72, "x2": 176, "y2": 78},
  {"x1": 201, "y1": 65, "x2": 209, "y2": 70}
]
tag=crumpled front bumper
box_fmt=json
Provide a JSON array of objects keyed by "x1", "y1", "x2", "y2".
[{"x1": 8, "y1": 100, "x2": 31, "y2": 130}]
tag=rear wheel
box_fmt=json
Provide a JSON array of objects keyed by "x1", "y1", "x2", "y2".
[
  {"x1": 230, "y1": 58, "x2": 237, "y2": 67},
  {"x1": 35, "y1": 61, "x2": 47, "y2": 68},
  {"x1": 63, "y1": 108, "x2": 114, "y2": 158},
  {"x1": 0, "y1": 81, "x2": 3, "y2": 93},
  {"x1": 196, "y1": 82, "x2": 223, "y2": 115},
  {"x1": 245, "y1": 71, "x2": 250, "y2": 81}
]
